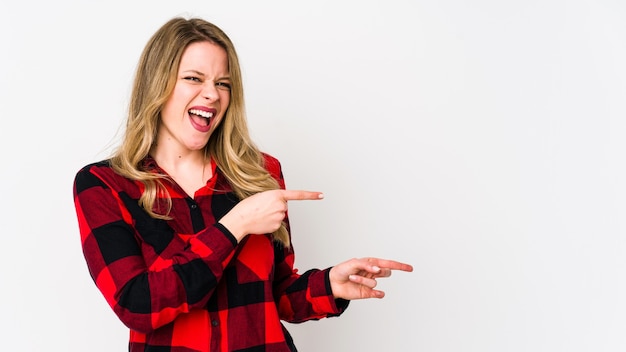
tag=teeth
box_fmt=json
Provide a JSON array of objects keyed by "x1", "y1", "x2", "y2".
[{"x1": 189, "y1": 109, "x2": 213, "y2": 118}]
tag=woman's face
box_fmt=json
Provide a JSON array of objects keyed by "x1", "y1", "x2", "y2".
[{"x1": 158, "y1": 41, "x2": 231, "y2": 153}]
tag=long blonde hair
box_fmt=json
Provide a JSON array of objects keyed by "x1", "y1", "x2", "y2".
[{"x1": 110, "y1": 17, "x2": 290, "y2": 246}]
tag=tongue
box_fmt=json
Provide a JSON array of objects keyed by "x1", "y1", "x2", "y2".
[{"x1": 190, "y1": 113, "x2": 209, "y2": 126}]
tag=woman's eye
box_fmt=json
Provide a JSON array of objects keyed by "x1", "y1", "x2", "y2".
[
  {"x1": 184, "y1": 76, "x2": 202, "y2": 82},
  {"x1": 216, "y1": 82, "x2": 231, "y2": 90}
]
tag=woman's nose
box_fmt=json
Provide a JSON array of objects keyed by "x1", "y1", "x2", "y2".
[{"x1": 202, "y1": 83, "x2": 218, "y2": 101}]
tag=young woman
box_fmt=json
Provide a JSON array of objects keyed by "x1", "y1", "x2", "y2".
[{"x1": 73, "y1": 17, "x2": 413, "y2": 351}]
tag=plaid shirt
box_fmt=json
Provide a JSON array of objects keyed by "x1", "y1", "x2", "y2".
[{"x1": 73, "y1": 154, "x2": 348, "y2": 351}]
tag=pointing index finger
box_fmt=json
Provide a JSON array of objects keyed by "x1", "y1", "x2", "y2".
[
  {"x1": 282, "y1": 190, "x2": 324, "y2": 201},
  {"x1": 368, "y1": 258, "x2": 414, "y2": 273}
]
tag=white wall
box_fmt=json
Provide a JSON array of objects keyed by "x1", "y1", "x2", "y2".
[{"x1": 1, "y1": 0, "x2": 625, "y2": 351}]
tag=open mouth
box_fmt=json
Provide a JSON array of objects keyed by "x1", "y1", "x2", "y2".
[{"x1": 189, "y1": 109, "x2": 213, "y2": 126}]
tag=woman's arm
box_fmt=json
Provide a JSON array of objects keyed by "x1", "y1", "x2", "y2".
[{"x1": 74, "y1": 164, "x2": 238, "y2": 333}]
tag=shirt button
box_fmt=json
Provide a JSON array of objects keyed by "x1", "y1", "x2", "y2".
[
  {"x1": 211, "y1": 320, "x2": 219, "y2": 327},
  {"x1": 190, "y1": 204, "x2": 197, "y2": 209}
]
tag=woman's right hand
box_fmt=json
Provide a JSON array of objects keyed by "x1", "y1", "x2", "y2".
[{"x1": 218, "y1": 189, "x2": 323, "y2": 242}]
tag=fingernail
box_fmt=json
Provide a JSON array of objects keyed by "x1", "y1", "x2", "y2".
[
  {"x1": 318, "y1": 193, "x2": 324, "y2": 199},
  {"x1": 373, "y1": 266, "x2": 381, "y2": 272}
]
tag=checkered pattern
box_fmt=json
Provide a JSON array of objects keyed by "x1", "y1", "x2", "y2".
[{"x1": 73, "y1": 154, "x2": 349, "y2": 351}]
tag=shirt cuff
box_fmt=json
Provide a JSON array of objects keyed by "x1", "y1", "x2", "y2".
[
  {"x1": 325, "y1": 267, "x2": 350, "y2": 314},
  {"x1": 214, "y1": 222, "x2": 238, "y2": 247}
]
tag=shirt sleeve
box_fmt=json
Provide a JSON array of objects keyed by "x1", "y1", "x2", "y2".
[
  {"x1": 273, "y1": 242, "x2": 350, "y2": 323},
  {"x1": 73, "y1": 164, "x2": 238, "y2": 333},
  {"x1": 263, "y1": 155, "x2": 350, "y2": 322}
]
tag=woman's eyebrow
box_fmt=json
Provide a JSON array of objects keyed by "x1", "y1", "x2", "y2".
[
  {"x1": 182, "y1": 69, "x2": 206, "y2": 76},
  {"x1": 181, "y1": 70, "x2": 230, "y2": 80}
]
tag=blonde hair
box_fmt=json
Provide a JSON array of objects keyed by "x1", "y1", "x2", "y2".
[{"x1": 109, "y1": 17, "x2": 290, "y2": 246}]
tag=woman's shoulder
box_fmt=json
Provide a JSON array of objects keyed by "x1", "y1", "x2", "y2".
[
  {"x1": 75, "y1": 159, "x2": 113, "y2": 177},
  {"x1": 260, "y1": 152, "x2": 284, "y2": 181},
  {"x1": 261, "y1": 152, "x2": 281, "y2": 170},
  {"x1": 73, "y1": 159, "x2": 135, "y2": 192},
  {"x1": 261, "y1": 152, "x2": 280, "y2": 167}
]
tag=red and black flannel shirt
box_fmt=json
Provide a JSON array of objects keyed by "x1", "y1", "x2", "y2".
[{"x1": 73, "y1": 153, "x2": 348, "y2": 351}]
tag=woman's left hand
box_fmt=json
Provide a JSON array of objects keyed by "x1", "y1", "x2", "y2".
[{"x1": 329, "y1": 257, "x2": 413, "y2": 300}]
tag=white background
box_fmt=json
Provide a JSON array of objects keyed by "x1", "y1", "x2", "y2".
[{"x1": 1, "y1": 1, "x2": 625, "y2": 351}]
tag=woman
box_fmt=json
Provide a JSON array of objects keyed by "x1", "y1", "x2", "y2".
[{"x1": 73, "y1": 16, "x2": 413, "y2": 351}]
